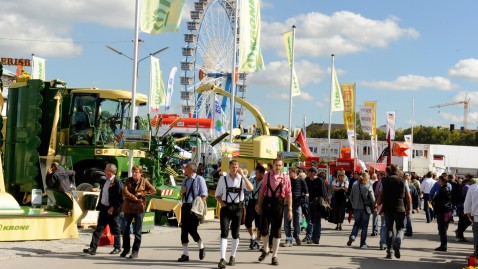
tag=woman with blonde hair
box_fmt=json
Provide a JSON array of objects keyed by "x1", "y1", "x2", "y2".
[{"x1": 347, "y1": 172, "x2": 375, "y2": 248}]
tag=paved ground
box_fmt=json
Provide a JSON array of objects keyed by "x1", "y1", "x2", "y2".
[{"x1": 0, "y1": 211, "x2": 471, "y2": 269}]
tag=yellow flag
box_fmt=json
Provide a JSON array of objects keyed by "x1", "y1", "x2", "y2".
[
  {"x1": 283, "y1": 30, "x2": 300, "y2": 96},
  {"x1": 141, "y1": 0, "x2": 184, "y2": 34},
  {"x1": 364, "y1": 101, "x2": 377, "y2": 136},
  {"x1": 341, "y1": 83, "x2": 355, "y2": 129},
  {"x1": 238, "y1": 0, "x2": 265, "y2": 72}
]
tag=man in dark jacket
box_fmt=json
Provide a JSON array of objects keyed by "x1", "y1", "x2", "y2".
[
  {"x1": 83, "y1": 164, "x2": 124, "y2": 255},
  {"x1": 375, "y1": 164, "x2": 412, "y2": 260},
  {"x1": 303, "y1": 167, "x2": 327, "y2": 244},
  {"x1": 45, "y1": 162, "x2": 76, "y2": 194}
]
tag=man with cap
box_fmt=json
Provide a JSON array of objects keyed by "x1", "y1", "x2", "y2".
[{"x1": 303, "y1": 167, "x2": 327, "y2": 244}]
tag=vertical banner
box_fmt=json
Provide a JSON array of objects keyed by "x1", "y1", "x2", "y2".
[
  {"x1": 238, "y1": 0, "x2": 265, "y2": 72},
  {"x1": 364, "y1": 101, "x2": 377, "y2": 137},
  {"x1": 141, "y1": 0, "x2": 185, "y2": 34},
  {"x1": 371, "y1": 135, "x2": 377, "y2": 162},
  {"x1": 331, "y1": 66, "x2": 344, "y2": 112},
  {"x1": 347, "y1": 129, "x2": 356, "y2": 158},
  {"x1": 32, "y1": 56, "x2": 45, "y2": 80},
  {"x1": 386, "y1": 111, "x2": 396, "y2": 140},
  {"x1": 213, "y1": 95, "x2": 226, "y2": 137},
  {"x1": 341, "y1": 83, "x2": 355, "y2": 129},
  {"x1": 283, "y1": 30, "x2": 300, "y2": 96},
  {"x1": 150, "y1": 56, "x2": 165, "y2": 113},
  {"x1": 404, "y1": 134, "x2": 413, "y2": 158},
  {"x1": 165, "y1": 66, "x2": 177, "y2": 111},
  {"x1": 359, "y1": 106, "x2": 373, "y2": 135}
]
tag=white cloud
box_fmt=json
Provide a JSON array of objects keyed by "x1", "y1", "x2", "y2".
[
  {"x1": 0, "y1": 0, "x2": 134, "y2": 57},
  {"x1": 248, "y1": 60, "x2": 324, "y2": 89},
  {"x1": 262, "y1": 11, "x2": 419, "y2": 58},
  {"x1": 261, "y1": 0, "x2": 274, "y2": 9},
  {"x1": 448, "y1": 58, "x2": 478, "y2": 81},
  {"x1": 361, "y1": 75, "x2": 457, "y2": 91},
  {"x1": 453, "y1": 91, "x2": 478, "y2": 106},
  {"x1": 316, "y1": 101, "x2": 325, "y2": 108},
  {"x1": 439, "y1": 112, "x2": 463, "y2": 125}
]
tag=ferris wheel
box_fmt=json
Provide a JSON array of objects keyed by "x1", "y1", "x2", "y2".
[{"x1": 180, "y1": 0, "x2": 248, "y2": 129}]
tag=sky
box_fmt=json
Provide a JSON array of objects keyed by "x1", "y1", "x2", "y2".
[{"x1": 2, "y1": 0, "x2": 478, "y2": 132}]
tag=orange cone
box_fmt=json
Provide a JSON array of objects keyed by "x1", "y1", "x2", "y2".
[{"x1": 98, "y1": 225, "x2": 114, "y2": 246}]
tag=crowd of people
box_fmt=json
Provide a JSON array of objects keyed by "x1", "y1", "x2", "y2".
[{"x1": 79, "y1": 160, "x2": 478, "y2": 266}]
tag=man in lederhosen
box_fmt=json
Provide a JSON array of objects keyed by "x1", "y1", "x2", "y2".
[
  {"x1": 177, "y1": 162, "x2": 208, "y2": 262},
  {"x1": 245, "y1": 165, "x2": 266, "y2": 250},
  {"x1": 215, "y1": 160, "x2": 254, "y2": 268},
  {"x1": 255, "y1": 158, "x2": 292, "y2": 266}
]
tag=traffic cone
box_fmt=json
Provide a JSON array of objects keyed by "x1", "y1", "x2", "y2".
[{"x1": 98, "y1": 225, "x2": 114, "y2": 246}]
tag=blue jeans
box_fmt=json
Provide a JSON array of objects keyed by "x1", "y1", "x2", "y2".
[
  {"x1": 384, "y1": 211, "x2": 406, "y2": 255},
  {"x1": 379, "y1": 215, "x2": 386, "y2": 246},
  {"x1": 349, "y1": 209, "x2": 371, "y2": 246},
  {"x1": 473, "y1": 221, "x2": 478, "y2": 247},
  {"x1": 284, "y1": 204, "x2": 302, "y2": 243},
  {"x1": 372, "y1": 211, "x2": 379, "y2": 234},
  {"x1": 123, "y1": 212, "x2": 144, "y2": 253},
  {"x1": 305, "y1": 201, "x2": 321, "y2": 241},
  {"x1": 405, "y1": 214, "x2": 413, "y2": 236}
]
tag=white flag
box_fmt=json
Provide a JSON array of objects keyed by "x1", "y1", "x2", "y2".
[
  {"x1": 347, "y1": 129, "x2": 356, "y2": 158},
  {"x1": 150, "y1": 56, "x2": 165, "y2": 113},
  {"x1": 359, "y1": 106, "x2": 373, "y2": 135},
  {"x1": 331, "y1": 65, "x2": 344, "y2": 112},
  {"x1": 213, "y1": 95, "x2": 226, "y2": 137},
  {"x1": 386, "y1": 111, "x2": 396, "y2": 140},
  {"x1": 32, "y1": 56, "x2": 45, "y2": 80},
  {"x1": 404, "y1": 134, "x2": 413, "y2": 158},
  {"x1": 165, "y1": 66, "x2": 177, "y2": 111}
]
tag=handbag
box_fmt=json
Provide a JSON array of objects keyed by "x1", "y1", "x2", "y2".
[
  {"x1": 128, "y1": 200, "x2": 145, "y2": 214},
  {"x1": 359, "y1": 184, "x2": 372, "y2": 215}
]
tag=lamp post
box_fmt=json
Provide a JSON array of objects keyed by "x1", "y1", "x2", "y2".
[
  {"x1": 105, "y1": 45, "x2": 169, "y2": 77},
  {"x1": 106, "y1": 42, "x2": 168, "y2": 176}
]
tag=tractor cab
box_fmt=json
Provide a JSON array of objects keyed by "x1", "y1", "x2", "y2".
[{"x1": 64, "y1": 89, "x2": 148, "y2": 146}]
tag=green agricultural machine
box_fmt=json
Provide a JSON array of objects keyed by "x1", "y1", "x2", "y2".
[{"x1": 2, "y1": 79, "x2": 180, "y2": 204}]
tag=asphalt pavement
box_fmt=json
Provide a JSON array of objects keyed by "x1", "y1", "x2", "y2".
[{"x1": 0, "y1": 210, "x2": 471, "y2": 269}]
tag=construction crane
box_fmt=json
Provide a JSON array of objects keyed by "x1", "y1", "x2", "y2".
[{"x1": 430, "y1": 95, "x2": 469, "y2": 130}]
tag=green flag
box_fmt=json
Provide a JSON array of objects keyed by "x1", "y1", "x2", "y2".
[
  {"x1": 141, "y1": 0, "x2": 185, "y2": 34},
  {"x1": 283, "y1": 30, "x2": 300, "y2": 96},
  {"x1": 238, "y1": 0, "x2": 265, "y2": 72}
]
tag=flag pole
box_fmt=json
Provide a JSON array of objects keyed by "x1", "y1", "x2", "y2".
[
  {"x1": 148, "y1": 55, "x2": 153, "y2": 114},
  {"x1": 128, "y1": 0, "x2": 141, "y2": 176},
  {"x1": 229, "y1": 0, "x2": 239, "y2": 143},
  {"x1": 327, "y1": 54, "x2": 335, "y2": 182},
  {"x1": 287, "y1": 25, "x2": 296, "y2": 152},
  {"x1": 410, "y1": 97, "x2": 414, "y2": 172}
]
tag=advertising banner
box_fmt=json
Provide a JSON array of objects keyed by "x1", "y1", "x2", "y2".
[
  {"x1": 238, "y1": 0, "x2": 265, "y2": 72},
  {"x1": 341, "y1": 83, "x2": 355, "y2": 130}
]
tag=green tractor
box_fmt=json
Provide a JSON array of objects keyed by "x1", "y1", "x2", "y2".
[{"x1": 3, "y1": 79, "x2": 180, "y2": 204}]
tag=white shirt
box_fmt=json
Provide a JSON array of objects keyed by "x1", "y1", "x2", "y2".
[
  {"x1": 215, "y1": 174, "x2": 247, "y2": 203},
  {"x1": 420, "y1": 177, "x2": 435, "y2": 194},
  {"x1": 464, "y1": 183, "x2": 478, "y2": 221}
]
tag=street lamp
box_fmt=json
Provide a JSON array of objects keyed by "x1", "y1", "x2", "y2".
[{"x1": 105, "y1": 45, "x2": 169, "y2": 64}]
